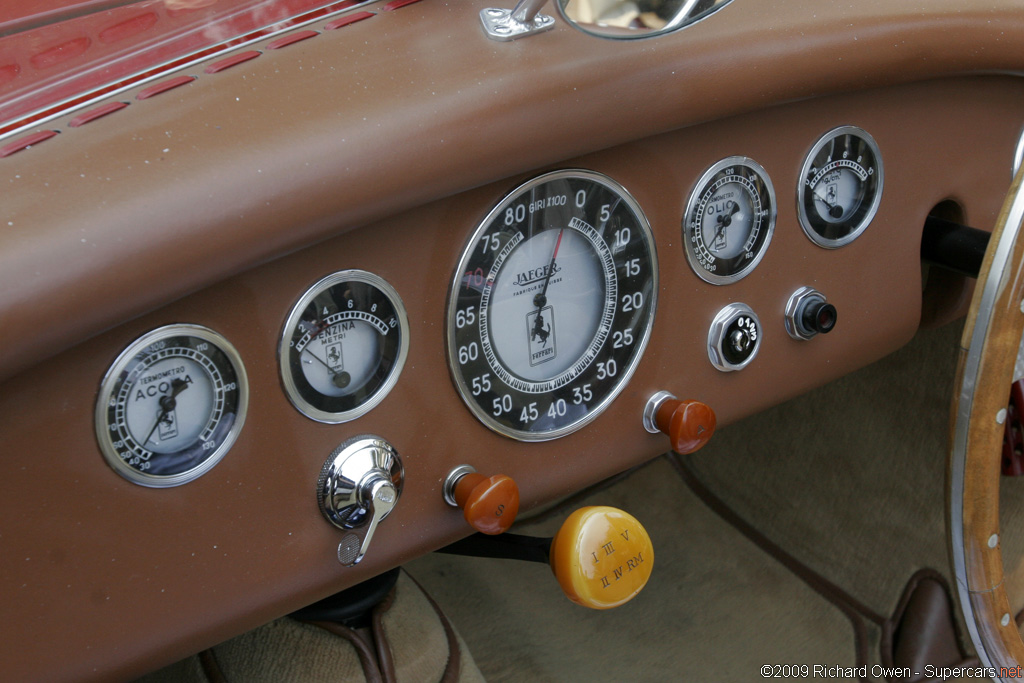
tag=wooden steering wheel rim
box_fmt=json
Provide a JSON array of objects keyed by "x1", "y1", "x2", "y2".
[{"x1": 951, "y1": 167, "x2": 1024, "y2": 676}]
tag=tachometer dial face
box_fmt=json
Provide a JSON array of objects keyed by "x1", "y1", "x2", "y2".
[
  {"x1": 798, "y1": 126, "x2": 883, "y2": 248},
  {"x1": 95, "y1": 325, "x2": 248, "y2": 487},
  {"x1": 683, "y1": 156, "x2": 776, "y2": 285},
  {"x1": 448, "y1": 170, "x2": 657, "y2": 441},
  {"x1": 280, "y1": 270, "x2": 409, "y2": 424}
]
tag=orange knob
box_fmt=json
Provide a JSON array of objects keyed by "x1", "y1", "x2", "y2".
[
  {"x1": 450, "y1": 471, "x2": 520, "y2": 535},
  {"x1": 549, "y1": 506, "x2": 654, "y2": 610},
  {"x1": 654, "y1": 397, "x2": 716, "y2": 454}
]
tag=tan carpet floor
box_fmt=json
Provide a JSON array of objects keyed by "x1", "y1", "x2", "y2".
[{"x1": 408, "y1": 457, "x2": 857, "y2": 682}]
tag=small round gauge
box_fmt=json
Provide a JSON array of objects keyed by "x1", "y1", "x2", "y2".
[
  {"x1": 798, "y1": 126, "x2": 883, "y2": 248},
  {"x1": 448, "y1": 169, "x2": 657, "y2": 441},
  {"x1": 683, "y1": 156, "x2": 776, "y2": 285},
  {"x1": 280, "y1": 270, "x2": 409, "y2": 424},
  {"x1": 95, "y1": 325, "x2": 248, "y2": 487}
]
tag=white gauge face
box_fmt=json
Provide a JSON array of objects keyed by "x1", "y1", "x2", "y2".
[
  {"x1": 448, "y1": 169, "x2": 658, "y2": 441},
  {"x1": 123, "y1": 354, "x2": 216, "y2": 455},
  {"x1": 298, "y1": 319, "x2": 382, "y2": 398},
  {"x1": 683, "y1": 157, "x2": 776, "y2": 285},
  {"x1": 280, "y1": 271, "x2": 409, "y2": 424},
  {"x1": 95, "y1": 325, "x2": 248, "y2": 488},
  {"x1": 695, "y1": 180, "x2": 755, "y2": 261},
  {"x1": 798, "y1": 126, "x2": 883, "y2": 248},
  {"x1": 810, "y1": 166, "x2": 862, "y2": 224},
  {"x1": 486, "y1": 226, "x2": 609, "y2": 382}
]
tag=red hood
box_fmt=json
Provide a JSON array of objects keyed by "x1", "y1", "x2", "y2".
[{"x1": 0, "y1": 0, "x2": 357, "y2": 125}]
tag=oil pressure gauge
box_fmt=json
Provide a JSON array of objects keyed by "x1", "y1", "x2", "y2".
[
  {"x1": 280, "y1": 271, "x2": 409, "y2": 424},
  {"x1": 96, "y1": 324, "x2": 248, "y2": 487},
  {"x1": 683, "y1": 157, "x2": 776, "y2": 285},
  {"x1": 798, "y1": 126, "x2": 883, "y2": 248}
]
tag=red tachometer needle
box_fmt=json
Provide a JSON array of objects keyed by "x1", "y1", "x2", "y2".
[{"x1": 533, "y1": 228, "x2": 564, "y2": 309}]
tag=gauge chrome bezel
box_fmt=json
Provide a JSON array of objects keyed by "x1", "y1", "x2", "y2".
[
  {"x1": 446, "y1": 168, "x2": 658, "y2": 442},
  {"x1": 683, "y1": 156, "x2": 777, "y2": 285},
  {"x1": 797, "y1": 125, "x2": 884, "y2": 249},
  {"x1": 95, "y1": 324, "x2": 249, "y2": 488},
  {"x1": 279, "y1": 270, "x2": 410, "y2": 424}
]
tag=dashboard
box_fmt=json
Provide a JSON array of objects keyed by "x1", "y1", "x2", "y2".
[{"x1": 2, "y1": 1, "x2": 1024, "y2": 680}]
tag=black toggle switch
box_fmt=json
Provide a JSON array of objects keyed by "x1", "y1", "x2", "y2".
[
  {"x1": 786, "y1": 288, "x2": 837, "y2": 340},
  {"x1": 801, "y1": 300, "x2": 837, "y2": 336}
]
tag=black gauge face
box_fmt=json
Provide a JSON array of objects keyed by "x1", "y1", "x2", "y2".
[
  {"x1": 448, "y1": 170, "x2": 657, "y2": 441},
  {"x1": 280, "y1": 271, "x2": 409, "y2": 424},
  {"x1": 798, "y1": 126, "x2": 883, "y2": 248},
  {"x1": 683, "y1": 156, "x2": 776, "y2": 285},
  {"x1": 95, "y1": 325, "x2": 248, "y2": 487}
]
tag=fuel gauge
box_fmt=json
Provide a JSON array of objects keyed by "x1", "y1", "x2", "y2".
[
  {"x1": 280, "y1": 271, "x2": 409, "y2": 424},
  {"x1": 798, "y1": 126, "x2": 883, "y2": 248}
]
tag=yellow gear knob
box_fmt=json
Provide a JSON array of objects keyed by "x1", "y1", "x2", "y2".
[{"x1": 549, "y1": 506, "x2": 654, "y2": 610}]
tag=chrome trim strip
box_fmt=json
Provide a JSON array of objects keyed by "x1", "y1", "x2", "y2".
[{"x1": 0, "y1": 0, "x2": 378, "y2": 143}]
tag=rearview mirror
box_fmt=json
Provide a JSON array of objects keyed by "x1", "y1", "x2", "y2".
[{"x1": 557, "y1": 0, "x2": 733, "y2": 39}]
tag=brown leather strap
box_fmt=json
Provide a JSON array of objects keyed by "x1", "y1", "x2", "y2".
[
  {"x1": 371, "y1": 586, "x2": 398, "y2": 683},
  {"x1": 307, "y1": 621, "x2": 385, "y2": 683},
  {"x1": 405, "y1": 572, "x2": 461, "y2": 683},
  {"x1": 198, "y1": 650, "x2": 228, "y2": 683},
  {"x1": 668, "y1": 452, "x2": 877, "y2": 682}
]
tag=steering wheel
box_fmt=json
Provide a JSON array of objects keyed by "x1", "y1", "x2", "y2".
[{"x1": 950, "y1": 168, "x2": 1024, "y2": 676}]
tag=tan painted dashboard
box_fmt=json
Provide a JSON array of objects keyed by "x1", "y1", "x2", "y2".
[{"x1": 2, "y1": 1, "x2": 1024, "y2": 680}]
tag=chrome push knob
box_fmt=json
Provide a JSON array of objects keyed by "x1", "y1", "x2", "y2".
[{"x1": 317, "y1": 435, "x2": 403, "y2": 566}]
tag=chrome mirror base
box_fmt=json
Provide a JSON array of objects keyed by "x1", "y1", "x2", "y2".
[{"x1": 480, "y1": 2, "x2": 556, "y2": 42}]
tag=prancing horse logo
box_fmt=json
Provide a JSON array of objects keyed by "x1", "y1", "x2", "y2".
[
  {"x1": 532, "y1": 311, "x2": 550, "y2": 346},
  {"x1": 526, "y1": 306, "x2": 556, "y2": 367}
]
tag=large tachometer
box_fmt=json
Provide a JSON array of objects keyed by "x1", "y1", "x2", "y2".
[{"x1": 448, "y1": 170, "x2": 657, "y2": 441}]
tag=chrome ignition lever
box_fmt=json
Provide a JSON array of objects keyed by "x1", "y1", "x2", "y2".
[
  {"x1": 349, "y1": 473, "x2": 398, "y2": 564},
  {"x1": 317, "y1": 435, "x2": 404, "y2": 567}
]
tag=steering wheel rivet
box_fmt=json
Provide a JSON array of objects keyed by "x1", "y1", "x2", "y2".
[
  {"x1": 1002, "y1": 613, "x2": 1012, "y2": 627},
  {"x1": 989, "y1": 533, "x2": 1000, "y2": 548},
  {"x1": 997, "y1": 408, "x2": 1008, "y2": 424}
]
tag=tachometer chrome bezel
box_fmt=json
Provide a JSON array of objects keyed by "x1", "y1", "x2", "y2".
[{"x1": 446, "y1": 168, "x2": 658, "y2": 442}]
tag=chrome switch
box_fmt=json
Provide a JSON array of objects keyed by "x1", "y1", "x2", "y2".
[{"x1": 317, "y1": 435, "x2": 403, "y2": 566}]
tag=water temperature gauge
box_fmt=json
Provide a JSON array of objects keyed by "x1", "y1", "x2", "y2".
[
  {"x1": 95, "y1": 324, "x2": 248, "y2": 487},
  {"x1": 280, "y1": 271, "x2": 409, "y2": 424},
  {"x1": 798, "y1": 126, "x2": 883, "y2": 248},
  {"x1": 683, "y1": 157, "x2": 776, "y2": 285}
]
